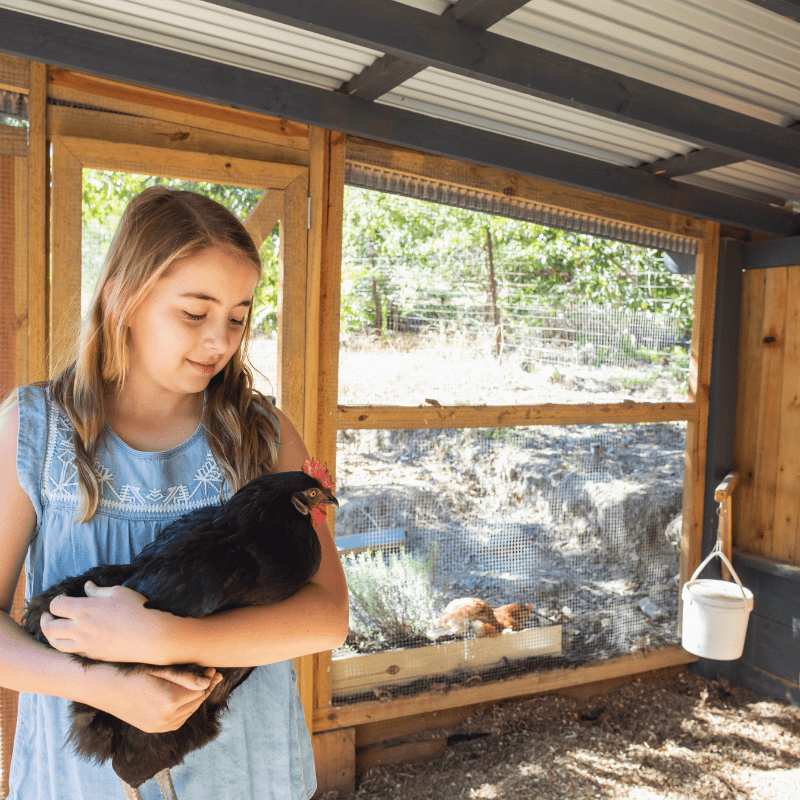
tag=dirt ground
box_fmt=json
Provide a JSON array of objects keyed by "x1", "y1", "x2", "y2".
[{"x1": 327, "y1": 670, "x2": 800, "y2": 800}]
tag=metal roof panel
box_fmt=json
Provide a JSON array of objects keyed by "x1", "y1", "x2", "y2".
[
  {"x1": 7, "y1": 0, "x2": 382, "y2": 89},
  {"x1": 491, "y1": 0, "x2": 800, "y2": 124},
  {"x1": 381, "y1": 67, "x2": 696, "y2": 165}
]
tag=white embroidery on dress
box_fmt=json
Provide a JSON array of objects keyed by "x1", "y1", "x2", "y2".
[{"x1": 42, "y1": 400, "x2": 229, "y2": 513}]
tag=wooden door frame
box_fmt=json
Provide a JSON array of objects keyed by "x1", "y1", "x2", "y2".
[{"x1": 48, "y1": 135, "x2": 309, "y2": 423}]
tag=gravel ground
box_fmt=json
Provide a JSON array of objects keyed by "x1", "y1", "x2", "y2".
[{"x1": 326, "y1": 671, "x2": 800, "y2": 800}]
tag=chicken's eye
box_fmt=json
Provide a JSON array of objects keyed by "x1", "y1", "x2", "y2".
[{"x1": 308, "y1": 489, "x2": 318, "y2": 497}]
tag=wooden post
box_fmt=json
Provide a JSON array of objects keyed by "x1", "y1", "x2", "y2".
[
  {"x1": 50, "y1": 139, "x2": 83, "y2": 374},
  {"x1": 277, "y1": 174, "x2": 309, "y2": 425},
  {"x1": 311, "y1": 728, "x2": 355, "y2": 798},
  {"x1": 680, "y1": 221, "x2": 719, "y2": 622},
  {"x1": 27, "y1": 60, "x2": 47, "y2": 382},
  {"x1": 715, "y1": 470, "x2": 739, "y2": 581},
  {"x1": 303, "y1": 127, "x2": 346, "y2": 736}
]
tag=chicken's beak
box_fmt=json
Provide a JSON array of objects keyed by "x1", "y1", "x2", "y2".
[{"x1": 321, "y1": 488, "x2": 339, "y2": 508}]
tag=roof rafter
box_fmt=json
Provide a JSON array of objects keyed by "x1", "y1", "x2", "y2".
[
  {"x1": 2, "y1": 9, "x2": 798, "y2": 236},
  {"x1": 201, "y1": 0, "x2": 800, "y2": 176},
  {"x1": 639, "y1": 151, "x2": 741, "y2": 179},
  {"x1": 341, "y1": 0, "x2": 530, "y2": 100},
  {"x1": 639, "y1": 121, "x2": 800, "y2": 190},
  {"x1": 741, "y1": 0, "x2": 800, "y2": 20}
]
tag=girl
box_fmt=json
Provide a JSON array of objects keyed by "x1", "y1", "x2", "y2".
[{"x1": 0, "y1": 186, "x2": 349, "y2": 800}]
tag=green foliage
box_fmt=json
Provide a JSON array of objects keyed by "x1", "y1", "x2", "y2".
[
  {"x1": 341, "y1": 187, "x2": 694, "y2": 340},
  {"x1": 81, "y1": 170, "x2": 279, "y2": 331},
  {"x1": 342, "y1": 547, "x2": 442, "y2": 647},
  {"x1": 0, "y1": 117, "x2": 27, "y2": 128}
]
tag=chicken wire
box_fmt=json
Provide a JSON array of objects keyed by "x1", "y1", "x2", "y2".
[
  {"x1": 332, "y1": 422, "x2": 685, "y2": 703},
  {"x1": 1, "y1": 60, "x2": 28, "y2": 795},
  {"x1": 339, "y1": 267, "x2": 692, "y2": 407}
]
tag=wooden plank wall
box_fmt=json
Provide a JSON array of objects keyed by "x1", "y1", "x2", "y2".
[{"x1": 734, "y1": 265, "x2": 800, "y2": 564}]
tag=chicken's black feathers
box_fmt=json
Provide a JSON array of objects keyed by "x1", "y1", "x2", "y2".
[{"x1": 23, "y1": 470, "x2": 335, "y2": 788}]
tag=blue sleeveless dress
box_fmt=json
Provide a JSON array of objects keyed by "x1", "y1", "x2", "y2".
[{"x1": 9, "y1": 385, "x2": 316, "y2": 800}]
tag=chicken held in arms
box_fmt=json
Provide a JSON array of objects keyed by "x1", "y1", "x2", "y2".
[{"x1": 23, "y1": 460, "x2": 338, "y2": 796}]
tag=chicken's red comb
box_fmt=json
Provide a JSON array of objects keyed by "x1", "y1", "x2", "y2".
[{"x1": 302, "y1": 458, "x2": 333, "y2": 489}]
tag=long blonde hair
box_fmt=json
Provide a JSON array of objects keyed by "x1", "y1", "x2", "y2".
[{"x1": 50, "y1": 185, "x2": 278, "y2": 522}]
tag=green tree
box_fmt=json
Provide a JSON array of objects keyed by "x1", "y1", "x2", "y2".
[{"x1": 341, "y1": 187, "x2": 693, "y2": 339}]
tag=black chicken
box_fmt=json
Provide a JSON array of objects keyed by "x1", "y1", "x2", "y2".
[{"x1": 23, "y1": 467, "x2": 337, "y2": 794}]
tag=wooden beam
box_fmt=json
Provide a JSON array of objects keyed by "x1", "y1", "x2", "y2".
[
  {"x1": 0, "y1": 53, "x2": 30, "y2": 93},
  {"x1": 639, "y1": 150, "x2": 741, "y2": 179},
  {"x1": 199, "y1": 0, "x2": 800, "y2": 176},
  {"x1": 341, "y1": 0, "x2": 529, "y2": 100},
  {"x1": 740, "y1": 0, "x2": 800, "y2": 21},
  {"x1": 307, "y1": 128, "x2": 346, "y2": 718},
  {"x1": 2, "y1": 10, "x2": 798, "y2": 236},
  {"x1": 277, "y1": 173, "x2": 309, "y2": 425},
  {"x1": 14, "y1": 156, "x2": 28, "y2": 390},
  {"x1": 53, "y1": 136, "x2": 306, "y2": 191},
  {"x1": 50, "y1": 138, "x2": 83, "y2": 376},
  {"x1": 314, "y1": 644, "x2": 695, "y2": 732},
  {"x1": 742, "y1": 236, "x2": 800, "y2": 269},
  {"x1": 47, "y1": 68, "x2": 310, "y2": 155},
  {"x1": 681, "y1": 223, "x2": 720, "y2": 608},
  {"x1": 337, "y1": 402, "x2": 696, "y2": 431},
  {"x1": 243, "y1": 191, "x2": 281, "y2": 249},
  {"x1": 27, "y1": 60, "x2": 47, "y2": 383},
  {"x1": 47, "y1": 105, "x2": 305, "y2": 168},
  {"x1": 640, "y1": 123, "x2": 800, "y2": 180}
]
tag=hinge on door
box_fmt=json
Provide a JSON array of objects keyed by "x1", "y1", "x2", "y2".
[{"x1": 308, "y1": 197, "x2": 312, "y2": 229}]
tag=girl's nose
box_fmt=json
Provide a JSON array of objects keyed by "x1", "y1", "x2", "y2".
[{"x1": 203, "y1": 321, "x2": 232, "y2": 352}]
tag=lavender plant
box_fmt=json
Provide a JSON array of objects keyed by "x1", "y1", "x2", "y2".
[{"x1": 342, "y1": 546, "x2": 442, "y2": 649}]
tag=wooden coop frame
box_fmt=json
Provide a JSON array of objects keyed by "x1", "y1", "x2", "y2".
[{"x1": 0, "y1": 54, "x2": 731, "y2": 798}]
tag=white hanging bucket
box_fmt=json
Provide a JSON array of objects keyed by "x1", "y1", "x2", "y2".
[{"x1": 681, "y1": 547, "x2": 754, "y2": 661}]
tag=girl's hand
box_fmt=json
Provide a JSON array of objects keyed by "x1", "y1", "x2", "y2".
[
  {"x1": 41, "y1": 581, "x2": 168, "y2": 663},
  {"x1": 88, "y1": 663, "x2": 223, "y2": 733}
]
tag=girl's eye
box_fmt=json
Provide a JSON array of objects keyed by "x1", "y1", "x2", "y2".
[{"x1": 183, "y1": 311, "x2": 245, "y2": 326}]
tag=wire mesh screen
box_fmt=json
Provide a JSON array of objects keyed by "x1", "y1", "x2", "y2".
[
  {"x1": 339, "y1": 188, "x2": 694, "y2": 406},
  {"x1": 80, "y1": 170, "x2": 279, "y2": 386},
  {"x1": 0, "y1": 56, "x2": 28, "y2": 797},
  {"x1": 332, "y1": 422, "x2": 685, "y2": 703}
]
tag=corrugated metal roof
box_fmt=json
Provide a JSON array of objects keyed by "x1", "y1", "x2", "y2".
[
  {"x1": 8, "y1": 0, "x2": 381, "y2": 89},
  {"x1": 6, "y1": 0, "x2": 800, "y2": 208},
  {"x1": 491, "y1": 0, "x2": 800, "y2": 124},
  {"x1": 379, "y1": 68, "x2": 696, "y2": 167}
]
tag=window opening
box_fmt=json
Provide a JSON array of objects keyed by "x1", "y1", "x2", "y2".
[{"x1": 334, "y1": 186, "x2": 694, "y2": 702}]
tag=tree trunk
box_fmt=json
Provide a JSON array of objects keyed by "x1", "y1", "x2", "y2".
[{"x1": 485, "y1": 227, "x2": 501, "y2": 357}]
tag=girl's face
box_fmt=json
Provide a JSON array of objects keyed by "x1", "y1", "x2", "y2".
[{"x1": 125, "y1": 244, "x2": 259, "y2": 400}]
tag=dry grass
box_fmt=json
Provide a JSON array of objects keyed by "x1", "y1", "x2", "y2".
[{"x1": 248, "y1": 331, "x2": 687, "y2": 408}]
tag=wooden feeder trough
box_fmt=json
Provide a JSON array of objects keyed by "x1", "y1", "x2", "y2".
[{"x1": 331, "y1": 624, "x2": 563, "y2": 700}]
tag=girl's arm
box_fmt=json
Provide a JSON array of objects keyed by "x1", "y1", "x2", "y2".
[
  {"x1": 43, "y1": 408, "x2": 350, "y2": 667},
  {"x1": 0, "y1": 400, "x2": 222, "y2": 731}
]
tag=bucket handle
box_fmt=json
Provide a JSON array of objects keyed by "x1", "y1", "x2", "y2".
[{"x1": 685, "y1": 543, "x2": 750, "y2": 606}]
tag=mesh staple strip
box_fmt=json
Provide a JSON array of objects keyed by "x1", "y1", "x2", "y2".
[{"x1": 346, "y1": 162, "x2": 697, "y2": 256}]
